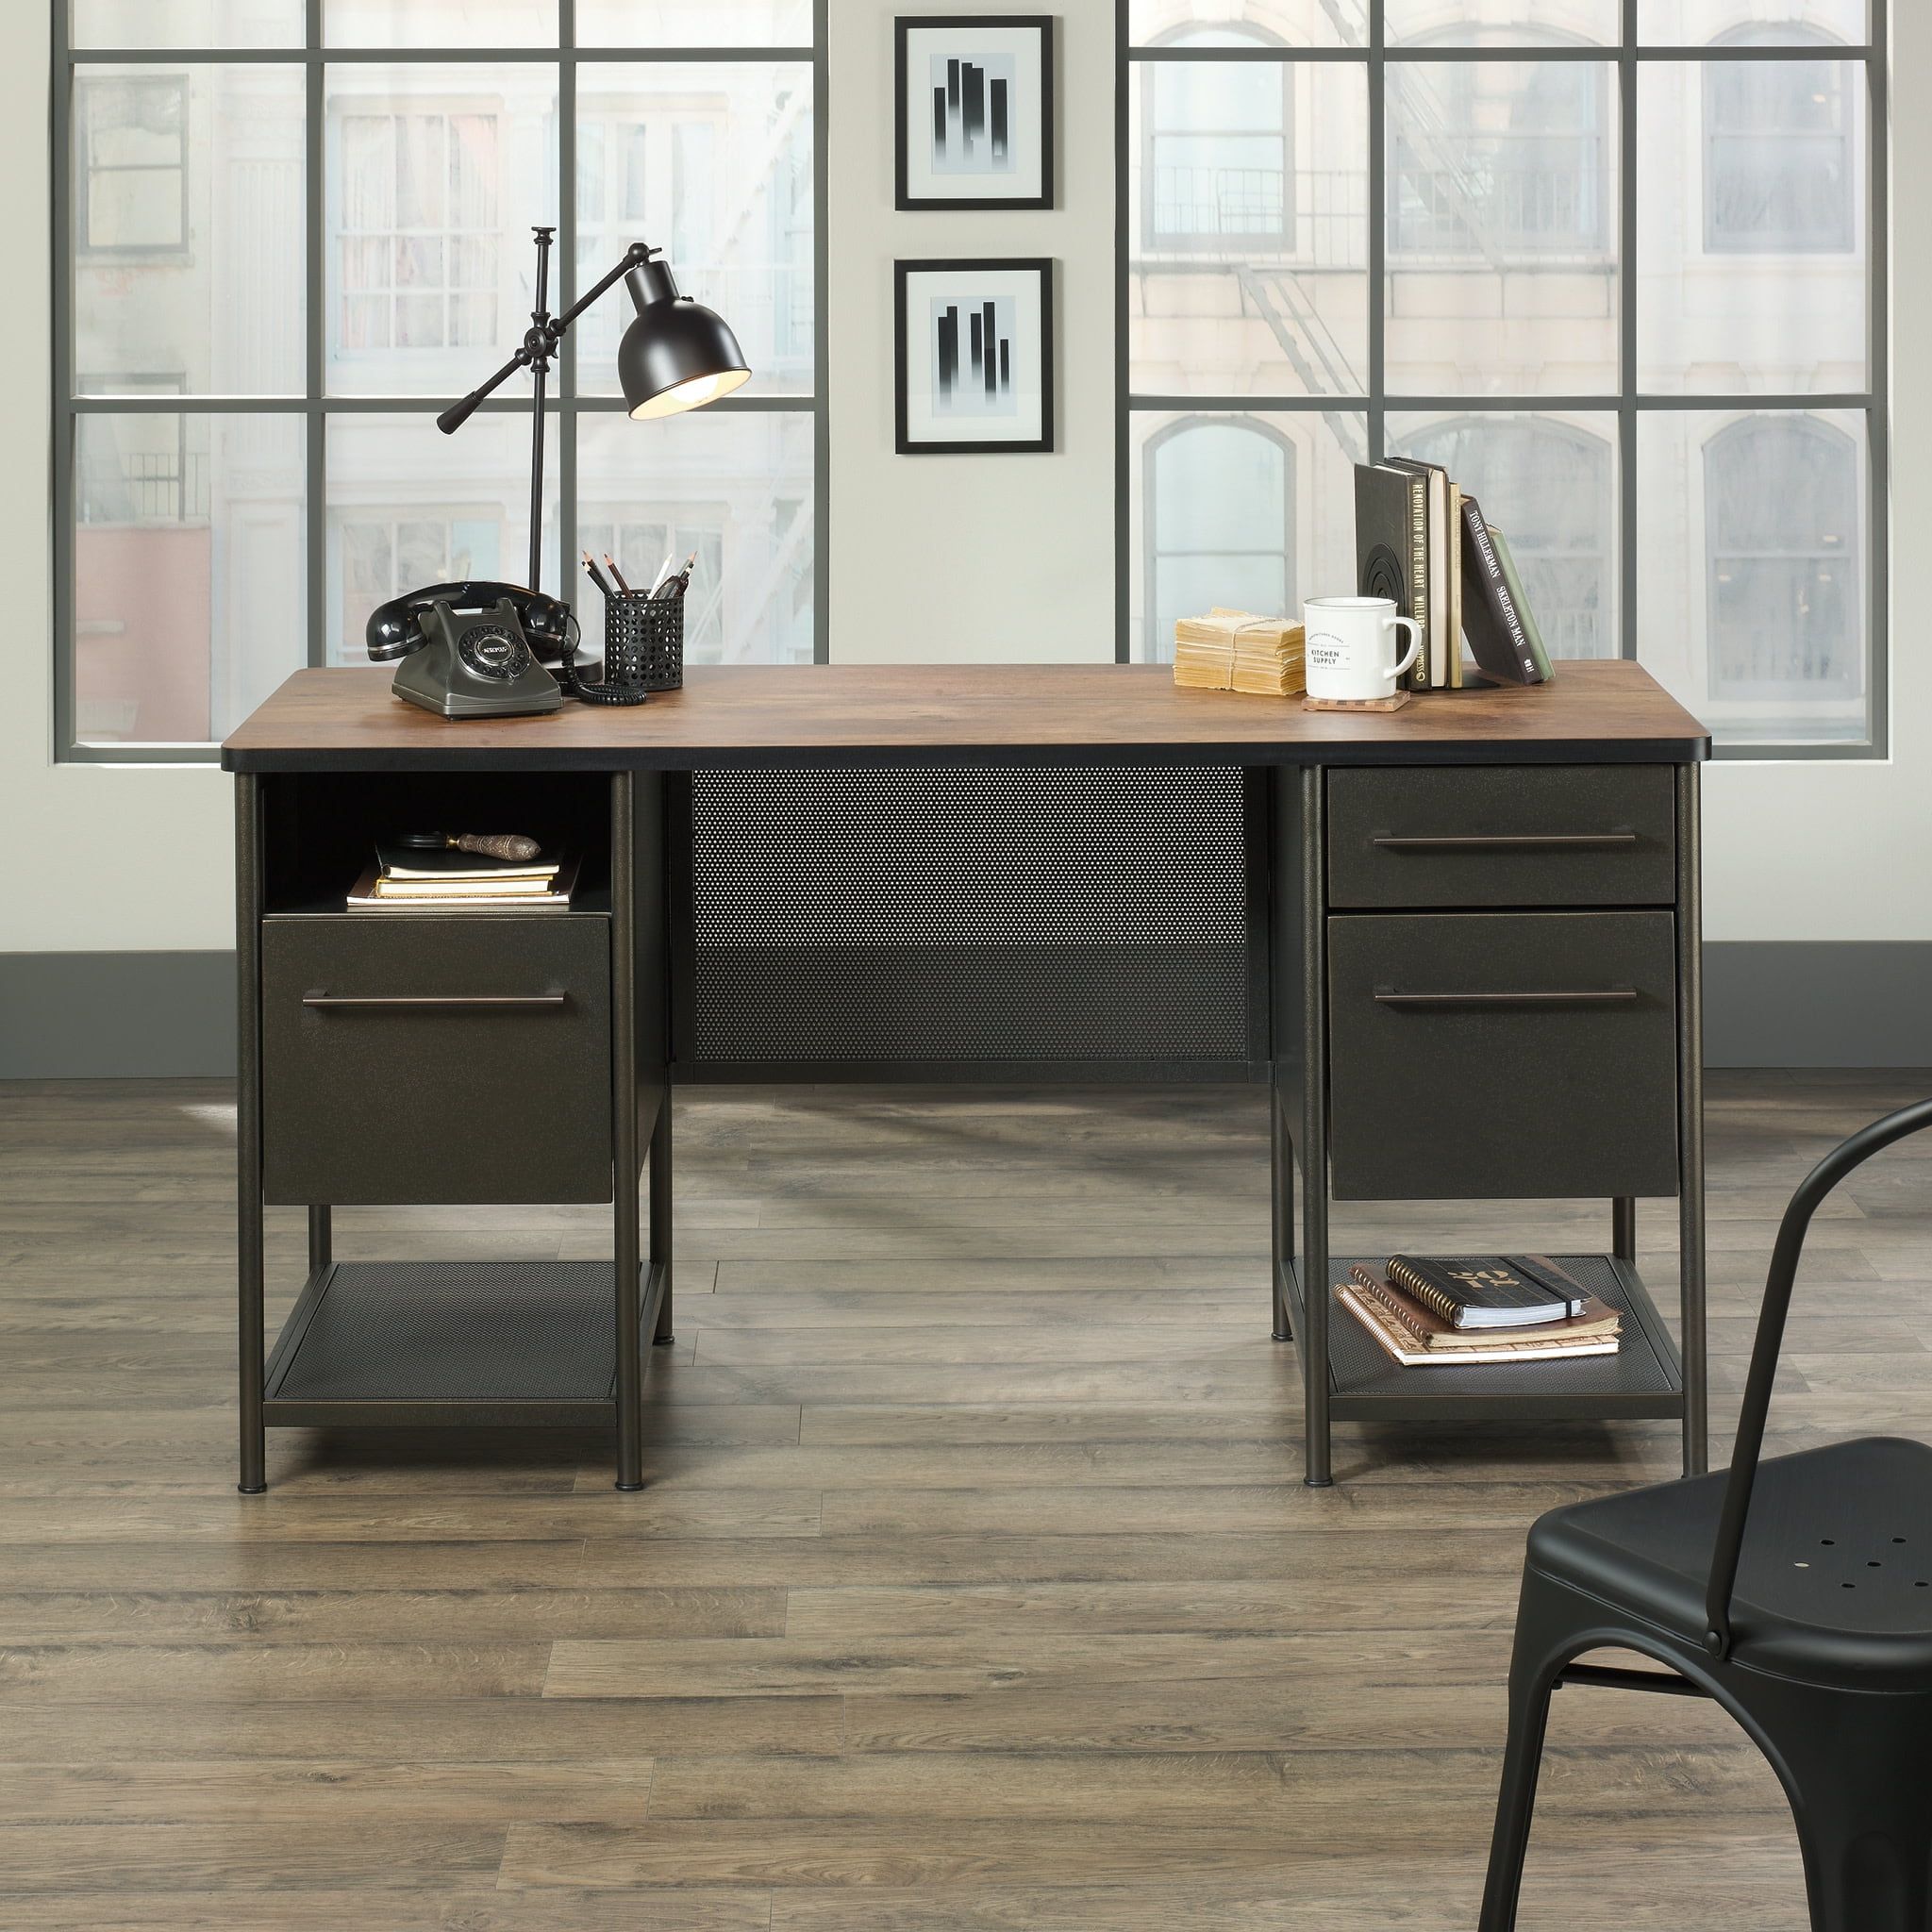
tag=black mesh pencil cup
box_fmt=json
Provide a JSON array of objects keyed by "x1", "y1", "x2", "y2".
[
  {"x1": 608, "y1": 591, "x2": 684, "y2": 692},
  {"x1": 561, "y1": 592, "x2": 684, "y2": 704}
]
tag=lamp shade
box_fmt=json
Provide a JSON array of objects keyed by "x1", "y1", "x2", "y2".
[{"x1": 618, "y1": 259, "x2": 752, "y2": 422}]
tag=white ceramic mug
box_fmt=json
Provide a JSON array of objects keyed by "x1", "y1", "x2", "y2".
[{"x1": 1302, "y1": 595, "x2": 1423, "y2": 702}]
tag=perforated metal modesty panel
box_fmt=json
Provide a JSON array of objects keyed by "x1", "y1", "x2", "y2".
[
  {"x1": 272, "y1": 1262, "x2": 615, "y2": 1402},
  {"x1": 686, "y1": 767, "x2": 1256, "y2": 1067}
]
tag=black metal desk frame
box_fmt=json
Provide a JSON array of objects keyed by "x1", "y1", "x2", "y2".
[{"x1": 227, "y1": 669, "x2": 1708, "y2": 1492}]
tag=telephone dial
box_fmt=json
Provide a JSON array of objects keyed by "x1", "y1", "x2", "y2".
[{"x1": 367, "y1": 580, "x2": 646, "y2": 718}]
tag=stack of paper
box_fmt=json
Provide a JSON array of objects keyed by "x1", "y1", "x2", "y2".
[{"x1": 1174, "y1": 608, "x2": 1306, "y2": 696}]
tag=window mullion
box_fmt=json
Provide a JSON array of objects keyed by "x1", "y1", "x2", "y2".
[
  {"x1": 1368, "y1": 0, "x2": 1385, "y2": 459},
  {"x1": 307, "y1": 0, "x2": 325, "y2": 669}
]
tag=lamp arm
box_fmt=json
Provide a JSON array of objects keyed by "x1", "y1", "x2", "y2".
[
  {"x1": 437, "y1": 242, "x2": 659, "y2": 437},
  {"x1": 553, "y1": 241, "x2": 658, "y2": 336},
  {"x1": 436, "y1": 344, "x2": 535, "y2": 436}
]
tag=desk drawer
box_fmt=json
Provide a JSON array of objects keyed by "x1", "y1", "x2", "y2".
[
  {"x1": 1327, "y1": 911, "x2": 1678, "y2": 1201},
  {"x1": 1327, "y1": 766, "x2": 1675, "y2": 908},
  {"x1": 260, "y1": 915, "x2": 612, "y2": 1207}
]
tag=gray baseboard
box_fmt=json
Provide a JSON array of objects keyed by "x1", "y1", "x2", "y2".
[
  {"x1": 2, "y1": 942, "x2": 1930, "y2": 1078},
  {"x1": 1, "y1": 952, "x2": 239, "y2": 1078},
  {"x1": 1703, "y1": 942, "x2": 1932, "y2": 1069}
]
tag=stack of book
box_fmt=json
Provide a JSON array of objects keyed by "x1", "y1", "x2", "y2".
[
  {"x1": 1173, "y1": 608, "x2": 1306, "y2": 697},
  {"x1": 1337, "y1": 1255, "x2": 1622, "y2": 1369},
  {"x1": 1354, "y1": 459, "x2": 1556, "y2": 692},
  {"x1": 347, "y1": 838, "x2": 581, "y2": 914}
]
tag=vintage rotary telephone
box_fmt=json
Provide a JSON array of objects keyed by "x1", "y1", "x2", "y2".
[{"x1": 367, "y1": 580, "x2": 646, "y2": 717}]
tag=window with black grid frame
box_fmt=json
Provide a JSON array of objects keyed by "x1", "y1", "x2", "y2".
[
  {"x1": 55, "y1": 0, "x2": 824, "y2": 759},
  {"x1": 1118, "y1": 0, "x2": 1884, "y2": 756}
]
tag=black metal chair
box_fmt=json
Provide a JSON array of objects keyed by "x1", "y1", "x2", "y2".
[{"x1": 1478, "y1": 1097, "x2": 1932, "y2": 1932}]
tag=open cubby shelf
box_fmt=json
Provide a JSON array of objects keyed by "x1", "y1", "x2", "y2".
[{"x1": 259, "y1": 768, "x2": 615, "y2": 920}]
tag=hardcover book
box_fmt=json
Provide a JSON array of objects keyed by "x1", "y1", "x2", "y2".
[
  {"x1": 1458, "y1": 493, "x2": 1546, "y2": 687},
  {"x1": 1488, "y1": 525, "x2": 1554, "y2": 682},
  {"x1": 1381, "y1": 457, "x2": 1457, "y2": 690},
  {"x1": 1354, "y1": 461, "x2": 1431, "y2": 691}
]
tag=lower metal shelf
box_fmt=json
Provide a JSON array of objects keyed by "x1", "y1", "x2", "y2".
[
  {"x1": 260, "y1": 1258, "x2": 666, "y2": 1429},
  {"x1": 1280, "y1": 1253, "x2": 1685, "y2": 1424}
]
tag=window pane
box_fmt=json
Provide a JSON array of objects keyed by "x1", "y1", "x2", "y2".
[
  {"x1": 1705, "y1": 56, "x2": 1857, "y2": 252},
  {"x1": 325, "y1": 411, "x2": 558, "y2": 664},
  {"x1": 71, "y1": 0, "x2": 302, "y2": 46},
  {"x1": 1389, "y1": 411, "x2": 1618, "y2": 661},
  {"x1": 322, "y1": 0, "x2": 558, "y2": 46},
  {"x1": 1127, "y1": 410, "x2": 1363, "y2": 663},
  {"x1": 1637, "y1": 62, "x2": 1863, "y2": 393},
  {"x1": 576, "y1": 0, "x2": 814, "y2": 43},
  {"x1": 75, "y1": 66, "x2": 305, "y2": 396},
  {"x1": 1385, "y1": 60, "x2": 1618, "y2": 395},
  {"x1": 576, "y1": 410, "x2": 814, "y2": 666},
  {"x1": 1126, "y1": 3, "x2": 1361, "y2": 47},
  {"x1": 1129, "y1": 60, "x2": 1366, "y2": 399},
  {"x1": 325, "y1": 65, "x2": 558, "y2": 397},
  {"x1": 1386, "y1": 3, "x2": 1617, "y2": 44},
  {"x1": 577, "y1": 63, "x2": 813, "y2": 398},
  {"x1": 73, "y1": 413, "x2": 305, "y2": 743},
  {"x1": 1639, "y1": 1, "x2": 1866, "y2": 43},
  {"x1": 1638, "y1": 408, "x2": 1869, "y2": 747}
]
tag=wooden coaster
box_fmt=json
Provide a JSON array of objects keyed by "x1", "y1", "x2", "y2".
[{"x1": 1302, "y1": 689, "x2": 1414, "y2": 713}]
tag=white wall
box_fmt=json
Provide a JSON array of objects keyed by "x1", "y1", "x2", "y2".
[
  {"x1": 826, "y1": 0, "x2": 1116, "y2": 664},
  {"x1": 0, "y1": 5, "x2": 1921, "y2": 955}
]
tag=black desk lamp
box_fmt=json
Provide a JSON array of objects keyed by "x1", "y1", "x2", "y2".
[{"x1": 437, "y1": 225, "x2": 752, "y2": 598}]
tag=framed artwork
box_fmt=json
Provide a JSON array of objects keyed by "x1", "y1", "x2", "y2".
[
  {"x1": 894, "y1": 14, "x2": 1055, "y2": 211},
  {"x1": 895, "y1": 258, "x2": 1055, "y2": 456}
]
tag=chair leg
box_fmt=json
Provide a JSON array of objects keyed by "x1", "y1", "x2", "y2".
[
  {"x1": 1741, "y1": 1681, "x2": 1932, "y2": 1932},
  {"x1": 1478, "y1": 1570, "x2": 1591, "y2": 1932}
]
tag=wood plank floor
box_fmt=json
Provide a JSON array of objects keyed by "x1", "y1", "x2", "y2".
[{"x1": 4, "y1": 1070, "x2": 1931, "y2": 1929}]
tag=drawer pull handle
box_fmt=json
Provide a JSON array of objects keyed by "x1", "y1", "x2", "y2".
[
  {"x1": 1374, "y1": 989, "x2": 1640, "y2": 1008},
  {"x1": 302, "y1": 992, "x2": 567, "y2": 1011},
  {"x1": 1370, "y1": 833, "x2": 1640, "y2": 852}
]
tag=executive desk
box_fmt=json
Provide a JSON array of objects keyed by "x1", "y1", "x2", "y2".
[{"x1": 224, "y1": 660, "x2": 1710, "y2": 1491}]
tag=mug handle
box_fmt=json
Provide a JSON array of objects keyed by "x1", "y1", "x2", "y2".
[{"x1": 1386, "y1": 614, "x2": 1423, "y2": 678}]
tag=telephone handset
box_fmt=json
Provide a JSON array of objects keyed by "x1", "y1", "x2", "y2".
[
  {"x1": 368, "y1": 580, "x2": 575, "y2": 665},
  {"x1": 367, "y1": 581, "x2": 648, "y2": 717}
]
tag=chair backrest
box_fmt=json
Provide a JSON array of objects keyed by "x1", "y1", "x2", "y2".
[{"x1": 1704, "y1": 1096, "x2": 1932, "y2": 1659}]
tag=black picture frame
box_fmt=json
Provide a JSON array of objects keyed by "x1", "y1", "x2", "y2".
[
  {"x1": 895, "y1": 258, "x2": 1056, "y2": 457},
  {"x1": 894, "y1": 14, "x2": 1056, "y2": 212}
]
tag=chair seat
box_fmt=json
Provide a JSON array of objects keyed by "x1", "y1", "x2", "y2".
[{"x1": 1528, "y1": 1435, "x2": 1932, "y2": 1690}]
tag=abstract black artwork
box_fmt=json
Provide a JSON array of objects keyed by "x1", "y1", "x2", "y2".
[
  {"x1": 896, "y1": 16, "x2": 1054, "y2": 211},
  {"x1": 896, "y1": 259, "x2": 1053, "y2": 455}
]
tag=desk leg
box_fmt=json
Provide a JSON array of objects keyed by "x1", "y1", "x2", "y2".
[
  {"x1": 1300, "y1": 766, "x2": 1332, "y2": 1488},
  {"x1": 651, "y1": 1096, "x2": 675, "y2": 1346},
  {"x1": 308, "y1": 1207, "x2": 332, "y2": 1273},
  {"x1": 236, "y1": 775, "x2": 266, "y2": 1496},
  {"x1": 1271, "y1": 1079, "x2": 1291, "y2": 1342},
  {"x1": 613, "y1": 774, "x2": 644, "y2": 1493},
  {"x1": 1676, "y1": 764, "x2": 1708, "y2": 1476}
]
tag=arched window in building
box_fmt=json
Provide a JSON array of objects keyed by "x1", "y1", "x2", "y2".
[
  {"x1": 1144, "y1": 416, "x2": 1295, "y2": 660},
  {"x1": 1141, "y1": 26, "x2": 1293, "y2": 252},
  {"x1": 1705, "y1": 25, "x2": 1853, "y2": 254},
  {"x1": 1390, "y1": 41, "x2": 1608, "y2": 258}
]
